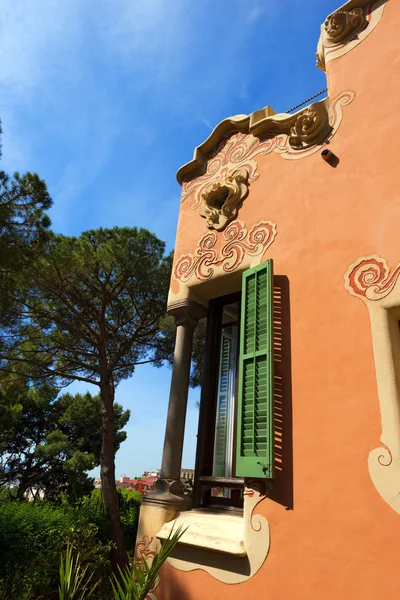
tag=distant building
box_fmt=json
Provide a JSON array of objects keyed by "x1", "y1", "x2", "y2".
[
  {"x1": 115, "y1": 474, "x2": 158, "y2": 495},
  {"x1": 25, "y1": 487, "x2": 45, "y2": 501},
  {"x1": 180, "y1": 469, "x2": 194, "y2": 482},
  {"x1": 147, "y1": 469, "x2": 161, "y2": 478}
]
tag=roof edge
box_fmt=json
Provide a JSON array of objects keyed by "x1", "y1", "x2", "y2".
[{"x1": 176, "y1": 101, "x2": 329, "y2": 185}]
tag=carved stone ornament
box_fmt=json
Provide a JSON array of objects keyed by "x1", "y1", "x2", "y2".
[
  {"x1": 324, "y1": 7, "x2": 367, "y2": 46},
  {"x1": 177, "y1": 92, "x2": 355, "y2": 219},
  {"x1": 288, "y1": 103, "x2": 331, "y2": 150},
  {"x1": 200, "y1": 167, "x2": 249, "y2": 230},
  {"x1": 178, "y1": 97, "x2": 338, "y2": 196},
  {"x1": 316, "y1": 0, "x2": 388, "y2": 72},
  {"x1": 196, "y1": 105, "x2": 330, "y2": 229}
]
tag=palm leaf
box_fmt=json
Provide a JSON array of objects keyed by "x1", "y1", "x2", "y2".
[
  {"x1": 112, "y1": 524, "x2": 186, "y2": 600},
  {"x1": 58, "y1": 543, "x2": 99, "y2": 600}
]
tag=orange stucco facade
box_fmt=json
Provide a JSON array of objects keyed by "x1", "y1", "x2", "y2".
[{"x1": 142, "y1": 1, "x2": 400, "y2": 598}]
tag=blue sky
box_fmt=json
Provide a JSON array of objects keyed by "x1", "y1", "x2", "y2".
[{"x1": 0, "y1": 0, "x2": 339, "y2": 478}]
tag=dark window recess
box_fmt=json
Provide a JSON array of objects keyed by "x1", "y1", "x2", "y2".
[{"x1": 194, "y1": 293, "x2": 244, "y2": 510}]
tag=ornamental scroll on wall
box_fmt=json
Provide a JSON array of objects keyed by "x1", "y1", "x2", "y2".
[
  {"x1": 195, "y1": 100, "x2": 331, "y2": 231},
  {"x1": 316, "y1": 0, "x2": 389, "y2": 71},
  {"x1": 171, "y1": 92, "x2": 354, "y2": 296},
  {"x1": 344, "y1": 255, "x2": 400, "y2": 516},
  {"x1": 197, "y1": 101, "x2": 333, "y2": 231},
  {"x1": 180, "y1": 91, "x2": 354, "y2": 225},
  {"x1": 163, "y1": 480, "x2": 272, "y2": 584},
  {"x1": 173, "y1": 220, "x2": 277, "y2": 284}
]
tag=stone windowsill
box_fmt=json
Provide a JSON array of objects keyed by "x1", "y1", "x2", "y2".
[{"x1": 156, "y1": 509, "x2": 246, "y2": 557}]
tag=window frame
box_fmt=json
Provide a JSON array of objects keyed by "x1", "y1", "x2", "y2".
[
  {"x1": 193, "y1": 291, "x2": 244, "y2": 511},
  {"x1": 193, "y1": 259, "x2": 275, "y2": 509}
]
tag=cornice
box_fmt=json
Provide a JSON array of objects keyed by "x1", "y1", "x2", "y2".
[
  {"x1": 317, "y1": 0, "x2": 388, "y2": 71},
  {"x1": 177, "y1": 100, "x2": 331, "y2": 185}
]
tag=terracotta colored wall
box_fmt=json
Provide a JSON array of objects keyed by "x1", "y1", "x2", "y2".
[{"x1": 161, "y1": 2, "x2": 400, "y2": 598}]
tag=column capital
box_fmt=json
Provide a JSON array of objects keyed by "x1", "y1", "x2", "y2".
[
  {"x1": 167, "y1": 299, "x2": 207, "y2": 325},
  {"x1": 143, "y1": 478, "x2": 192, "y2": 510}
]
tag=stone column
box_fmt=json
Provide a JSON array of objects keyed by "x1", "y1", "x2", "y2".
[{"x1": 143, "y1": 299, "x2": 206, "y2": 511}]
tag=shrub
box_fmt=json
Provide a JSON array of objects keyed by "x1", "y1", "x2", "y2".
[
  {"x1": 0, "y1": 488, "x2": 142, "y2": 599},
  {"x1": 0, "y1": 499, "x2": 110, "y2": 600},
  {"x1": 79, "y1": 488, "x2": 141, "y2": 551},
  {"x1": 57, "y1": 526, "x2": 186, "y2": 600},
  {"x1": 117, "y1": 488, "x2": 142, "y2": 551}
]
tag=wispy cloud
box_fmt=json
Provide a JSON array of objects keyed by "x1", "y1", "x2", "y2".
[
  {"x1": 200, "y1": 117, "x2": 213, "y2": 131},
  {"x1": 0, "y1": 1, "x2": 83, "y2": 96},
  {"x1": 0, "y1": 0, "x2": 88, "y2": 173},
  {"x1": 247, "y1": 3, "x2": 267, "y2": 23}
]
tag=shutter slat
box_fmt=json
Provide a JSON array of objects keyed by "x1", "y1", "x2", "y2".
[{"x1": 236, "y1": 260, "x2": 274, "y2": 479}]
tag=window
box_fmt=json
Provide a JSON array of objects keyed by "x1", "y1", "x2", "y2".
[
  {"x1": 212, "y1": 300, "x2": 239, "y2": 480},
  {"x1": 194, "y1": 260, "x2": 274, "y2": 510}
]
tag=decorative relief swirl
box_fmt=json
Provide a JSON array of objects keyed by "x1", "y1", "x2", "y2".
[
  {"x1": 344, "y1": 255, "x2": 400, "y2": 301},
  {"x1": 181, "y1": 132, "x2": 280, "y2": 209},
  {"x1": 182, "y1": 92, "x2": 354, "y2": 209},
  {"x1": 244, "y1": 479, "x2": 272, "y2": 533},
  {"x1": 324, "y1": 7, "x2": 366, "y2": 45},
  {"x1": 345, "y1": 253, "x2": 400, "y2": 517},
  {"x1": 317, "y1": 1, "x2": 388, "y2": 72},
  {"x1": 135, "y1": 536, "x2": 158, "y2": 600},
  {"x1": 377, "y1": 447, "x2": 393, "y2": 467},
  {"x1": 289, "y1": 103, "x2": 331, "y2": 149},
  {"x1": 182, "y1": 102, "x2": 331, "y2": 209},
  {"x1": 173, "y1": 220, "x2": 277, "y2": 284},
  {"x1": 329, "y1": 90, "x2": 355, "y2": 121}
]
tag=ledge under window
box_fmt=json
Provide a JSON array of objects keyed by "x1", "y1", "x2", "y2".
[{"x1": 157, "y1": 509, "x2": 246, "y2": 557}]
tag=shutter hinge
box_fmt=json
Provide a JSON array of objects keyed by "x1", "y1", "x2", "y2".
[{"x1": 257, "y1": 461, "x2": 270, "y2": 475}]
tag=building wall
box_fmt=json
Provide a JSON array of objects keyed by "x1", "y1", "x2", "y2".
[{"x1": 156, "y1": 1, "x2": 400, "y2": 598}]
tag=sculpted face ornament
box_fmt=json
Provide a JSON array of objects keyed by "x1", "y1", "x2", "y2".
[{"x1": 200, "y1": 167, "x2": 250, "y2": 231}]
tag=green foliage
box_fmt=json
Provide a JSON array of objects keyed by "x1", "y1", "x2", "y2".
[
  {"x1": 77, "y1": 489, "x2": 111, "y2": 546},
  {"x1": 0, "y1": 169, "x2": 52, "y2": 333},
  {"x1": 0, "y1": 487, "x2": 143, "y2": 599},
  {"x1": 183, "y1": 478, "x2": 193, "y2": 498},
  {"x1": 58, "y1": 544, "x2": 99, "y2": 600},
  {"x1": 0, "y1": 170, "x2": 52, "y2": 265},
  {"x1": 117, "y1": 488, "x2": 142, "y2": 549},
  {"x1": 53, "y1": 524, "x2": 185, "y2": 600},
  {"x1": 0, "y1": 498, "x2": 111, "y2": 600},
  {"x1": 79, "y1": 488, "x2": 142, "y2": 550},
  {"x1": 0, "y1": 226, "x2": 171, "y2": 568},
  {"x1": 1, "y1": 227, "x2": 171, "y2": 387},
  {"x1": 0, "y1": 386, "x2": 129, "y2": 501},
  {"x1": 111, "y1": 526, "x2": 186, "y2": 600}
]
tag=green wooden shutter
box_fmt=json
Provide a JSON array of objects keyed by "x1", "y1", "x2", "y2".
[
  {"x1": 213, "y1": 333, "x2": 232, "y2": 477},
  {"x1": 236, "y1": 260, "x2": 274, "y2": 478}
]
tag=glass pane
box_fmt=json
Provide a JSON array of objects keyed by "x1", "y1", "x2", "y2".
[
  {"x1": 212, "y1": 301, "x2": 239, "y2": 480},
  {"x1": 222, "y1": 302, "x2": 240, "y2": 325}
]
